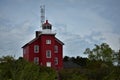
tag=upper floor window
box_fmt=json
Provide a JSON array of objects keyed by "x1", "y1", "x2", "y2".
[
  {"x1": 34, "y1": 57, "x2": 39, "y2": 64},
  {"x1": 54, "y1": 45, "x2": 58, "y2": 53},
  {"x1": 46, "y1": 50, "x2": 51, "y2": 58},
  {"x1": 34, "y1": 45, "x2": 39, "y2": 53},
  {"x1": 46, "y1": 40, "x2": 51, "y2": 44}
]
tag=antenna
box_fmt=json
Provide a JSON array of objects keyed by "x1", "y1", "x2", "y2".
[{"x1": 40, "y1": 5, "x2": 45, "y2": 27}]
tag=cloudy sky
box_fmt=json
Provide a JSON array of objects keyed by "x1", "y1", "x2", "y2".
[{"x1": 0, "y1": 0, "x2": 120, "y2": 58}]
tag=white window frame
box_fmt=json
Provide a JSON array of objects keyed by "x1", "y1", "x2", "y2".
[
  {"x1": 34, "y1": 57, "x2": 39, "y2": 64},
  {"x1": 46, "y1": 40, "x2": 51, "y2": 44},
  {"x1": 54, "y1": 45, "x2": 58, "y2": 53},
  {"x1": 34, "y1": 45, "x2": 39, "y2": 53},
  {"x1": 46, "y1": 62, "x2": 51, "y2": 67},
  {"x1": 46, "y1": 50, "x2": 51, "y2": 58},
  {"x1": 54, "y1": 57, "x2": 58, "y2": 65}
]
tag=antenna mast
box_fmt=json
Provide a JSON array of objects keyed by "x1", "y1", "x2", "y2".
[{"x1": 40, "y1": 5, "x2": 45, "y2": 27}]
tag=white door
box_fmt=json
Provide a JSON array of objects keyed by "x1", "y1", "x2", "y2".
[{"x1": 46, "y1": 62, "x2": 51, "y2": 67}]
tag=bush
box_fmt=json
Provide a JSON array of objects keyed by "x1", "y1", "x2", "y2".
[{"x1": 0, "y1": 56, "x2": 57, "y2": 80}]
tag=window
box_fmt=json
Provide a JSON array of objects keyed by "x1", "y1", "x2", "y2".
[
  {"x1": 46, "y1": 50, "x2": 51, "y2": 58},
  {"x1": 54, "y1": 45, "x2": 58, "y2": 53},
  {"x1": 34, "y1": 45, "x2": 39, "y2": 53},
  {"x1": 54, "y1": 57, "x2": 58, "y2": 65},
  {"x1": 46, "y1": 62, "x2": 51, "y2": 67},
  {"x1": 34, "y1": 57, "x2": 39, "y2": 64},
  {"x1": 46, "y1": 40, "x2": 51, "y2": 44},
  {"x1": 47, "y1": 25, "x2": 51, "y2": 29}
]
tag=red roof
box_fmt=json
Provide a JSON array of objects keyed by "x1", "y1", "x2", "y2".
[{"x1": 42, "y1": 20, "x2": 52, "y2": 26}]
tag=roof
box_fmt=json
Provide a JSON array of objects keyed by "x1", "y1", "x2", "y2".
[
  {"x1": 42, "y1": 20, "x2": 52, "y2": 26},
  {"x1": 22, "y1": 38, "x2": 36, "y2": 48},
  {"x1": 55, "y1": 38, "x2": 64, "y2": 45},
  {"x1": 63, "y1": 61, "x2": 81, "y2": 68},
  {"x1": 22, "y1": 34, "x2": 64, "y2": 48}
]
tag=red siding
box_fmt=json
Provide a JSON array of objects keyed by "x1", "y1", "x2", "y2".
[
  {"x1": 23, "y1": 34, "x2": 63, "y2": 70},
  {"x1": 23, "y1": 46, "x2": 29, "y2": 61},
  {"x1": 54, "y1": 40, "x2": 63, "y2": 70}
]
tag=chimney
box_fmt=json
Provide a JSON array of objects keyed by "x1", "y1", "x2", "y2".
[{"x1": 35, "y1": 31, "x2": 41, "y2": 37}]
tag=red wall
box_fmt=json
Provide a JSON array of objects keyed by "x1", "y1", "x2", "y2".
[
  {"x1": 41, "y1": 35, "x2": 55, "y2": 67},
  {"x1": 23, "y1": 34, "x2": 63, "y2": 70},
  {"x1": 54, "y1": 40, "x2": 63, "y2": 70},
  {"x1": 23, "y1": 46, "x2": 29, "y2": 61}
]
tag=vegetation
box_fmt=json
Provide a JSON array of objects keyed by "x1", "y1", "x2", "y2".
[
  {"x1": 84, "y1": 43, "x2": 113, "y2": 62},
  {"x1": 0, "y1": 56, "x2": 57, "y2": 80},
  {"x1": 61, "y1": 43, "x2": 120, "y2": 80},
  {"x1": 0, "y1": 43, "x2": 120, "y2": 80}
]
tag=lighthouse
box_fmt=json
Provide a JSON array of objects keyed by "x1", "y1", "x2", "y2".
[{"x1": 22, "y1": 19, "x2": 64, "y2": 70}]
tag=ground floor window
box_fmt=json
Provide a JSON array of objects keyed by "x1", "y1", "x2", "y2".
[
  {"x1": 34, "y1": 57, "x2": 39, "y2": 64},
  {"x1": 55, "y1": 57, "x2": 58, "y2": 65},
  {"x1": 46, "y1": 62, "x2": 51, "y2": 67}
]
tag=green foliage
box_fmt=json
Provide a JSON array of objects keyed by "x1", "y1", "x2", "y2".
[
  {"x1": 85, "y1": 60, "x2": 112, "y2": 80},
  {"x1": 59, "y1": 68, "x2": 87, "y2": 80},
  {"x1": 63, "y1": 56, "x2": 70, "y2": 62},
  {"x1": 0, "y1": 56, "x2": 57, "y2": 80},
  {"x1": 103, "y1": 66, "x2": 120, "y2": 80},
  {"x1": 61, "y1": 43, "x2": 120, "y2": 80},
  {"x1": 84, "y1": 43, "x2": 113, "y2": 63},
  {"x1": 0, "y1": 42, "x2": 119, "y2": 80},
  {"x1": 113, "y1": 50, "x2": 120, "y2": 66},
  {"x1": 63, "y1": 56, "x2": 88, "y2": 67},
  {"x1": 60, "y1": 60, "x2": 120, "y2": 80}
]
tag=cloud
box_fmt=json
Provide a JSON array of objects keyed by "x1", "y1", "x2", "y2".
[
  {"x1": 54, "y1": 24, "x2": 105, "y2": 57},
  {"x1": 0, "y1": 0, "x2": 120, "y2": 58},
  {"x1": 47, "y1": 2, "x2": 114, "y2": 38},
  {"x1": 0, "y1": 17, "x2": 34, "y2": 58},
  {"x1": 54, "y1": 22, "x2": 120, "y2": 57},
  {"x1": 49, "y1": 2, "x2": 120, "y2": 53},
  {"x1": 66, "y1": 0, "x2": 78, "y2": 3},
  {"x1": 101, "y1": 32, "x2": 120, "y2": 51}
]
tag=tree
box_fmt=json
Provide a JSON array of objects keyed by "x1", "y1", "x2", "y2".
[
  {"x1": 84, "y1": 43, "x2": 113, "y2": 63},
  {"x1": 59, "y1": 69, "x2": 87, "y2": 80},
  {"x1": 74, "y1": 56, "x2": 88, "y2": 67},
  {"x1": 100, "y1": 43, "x2": 113, "y2": 62},
  {"x1": 0, "y1": 56, "x2": 57, "y2": 80},
  {"x1": 63, "y1": 56, "x2": 70, "y2": 62},
  {"x1": 0, "y1": 56, "x2": 14, "y2": 63},
  {"x1": 113, "y1": 50, "x2": 120, "y2": 66},
  {"x1": 118, "y1": 50, "x2": 120, "y2": 66},
  {"x1": 84, "y1": 48, "x2": 95, "y2": 60}
]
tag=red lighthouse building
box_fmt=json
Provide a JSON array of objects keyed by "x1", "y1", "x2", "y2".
[{"x1": 22, "y1": 20, "x2": 64, "y2": 70}]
